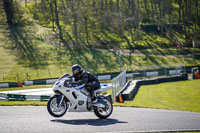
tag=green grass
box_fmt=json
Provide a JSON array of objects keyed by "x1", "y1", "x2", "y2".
[
  {"x1": 0, "y1": 26, "x2": 16, "y2": 82},
  {"x1": 0, "y1": 101, "x2": 47, "y2": 106},
  {"x1": 114, "y1": 79, "x2": 200, "y2": 112}
]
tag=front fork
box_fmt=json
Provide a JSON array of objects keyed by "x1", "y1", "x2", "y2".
[{"x1": 57, "y1": 94, "x2": 64, "y2": 106}]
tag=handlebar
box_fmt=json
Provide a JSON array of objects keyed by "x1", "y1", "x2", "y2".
[{"x1": 64, "y1": 81, "x2": 79, "y2": 88}]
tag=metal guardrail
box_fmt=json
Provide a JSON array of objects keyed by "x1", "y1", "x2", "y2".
[
  {"x1": 112, "y1": 68, "x2": 127, "y2": 101},
  {"x1": 0, "y1": 93, "x2": 50, "y2": 101},
  {"x1": 132, "y1": 64, "x2": 187, "y2": 79}
]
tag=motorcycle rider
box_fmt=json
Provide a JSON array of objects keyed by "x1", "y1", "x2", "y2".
[{"x1": 65, "y1": 64, "x2": 100, "y2": 103}]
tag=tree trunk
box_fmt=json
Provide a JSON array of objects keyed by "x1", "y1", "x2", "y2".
[
  {"x1": 47, "y1": 0, "x2": 55, "y2": 31},
  {"x1": 182, "y1": 1, "x2": 188, "y2": 38},
  {"x1": 196, "y1": 0, "x2": 199, "y2": 26},
  {"x1": 150, "y1": 0, "x2": 155, "y2": 21},
  {"x1": 144, "y1": 0, "x2": 150, "y2": 19},
  {"x1": 131, "y1": 0, "x2": 135, "y2": 17},
  {"x1": 105, "y1": 0, "x2": 108, "y2": 9},
  {"x1": 178, "y1": 0, "x2": 182, "y2": 32},
  {"x1": 84, "y1": 17, "x2": 89, "y2": 44},
  {"x1": 187, "y1": 0, "x2": 191, "y2": 35},
  {"x1": 25, "y1": 0, "x2": 27, "y2": 7},
  {"x1": 53, "y1": 0, "x2": 63, "y2": 40},
  {"x1": 2, "y1": 0, "x2": 14, "y2": 24},
  {"x1": 71, "y1": 0, "x2": 78, "y2": 44},
  {"x1": 109, "y1": 0, "x2": 113, "y2": 11},
  {"x1": 168, "y1": 0, "x2": 172, "y2": 24},
  {"x1": 117, "y1": 0, "x2": 119, "y2": 11}
]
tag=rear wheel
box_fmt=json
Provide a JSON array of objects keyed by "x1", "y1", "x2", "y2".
[
  {"x1": 47, "y1": 95, "x2": 68, "y2": 117},
  {"x1": 94, "y1": 97, "x2": 113, "y2": 119}
]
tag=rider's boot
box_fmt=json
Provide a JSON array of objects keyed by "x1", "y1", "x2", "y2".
[
  {"x1": 91, "y1": 90, "x2": 98, "y2": 104},
  {"x1": 92, "y1": 98, "x2": 98, "y2": 104}
]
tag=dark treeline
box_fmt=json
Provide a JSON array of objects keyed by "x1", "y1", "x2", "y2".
[{"x1": 1, "y1": 0, "x2": 200, "y2": 49}]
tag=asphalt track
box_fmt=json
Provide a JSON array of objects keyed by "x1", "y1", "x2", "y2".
[{"x1": 0, "y1": 106, "x2": 200, "y2": 133}]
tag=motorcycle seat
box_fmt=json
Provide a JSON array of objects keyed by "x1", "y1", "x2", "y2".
[{"x1": 94, "y1": 84, "x2": 112, "y2": 94}]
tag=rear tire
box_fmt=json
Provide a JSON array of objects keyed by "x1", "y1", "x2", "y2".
[
  {"x1": 47, "y1": 95, "x2": 68, "y2": 117},
  {"x1": 94, "y1": 97, "x2": 113, "y2": 119}
]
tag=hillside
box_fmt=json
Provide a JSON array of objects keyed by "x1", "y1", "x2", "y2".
[{"x1": 0, "y1": 0, "x2": 200, "y2": 82}]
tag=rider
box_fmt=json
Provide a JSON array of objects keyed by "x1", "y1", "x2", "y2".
[{"x1": 66, "y1": 64, "x2": 100, "y2": 103}]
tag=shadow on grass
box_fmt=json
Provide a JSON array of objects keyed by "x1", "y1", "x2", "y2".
[
  {"x1": 4, "y1": 24, "x2": 49, "y2": 69},
  {"x1": 60, "y1": 47, "x2": 119, "y2": 74}
]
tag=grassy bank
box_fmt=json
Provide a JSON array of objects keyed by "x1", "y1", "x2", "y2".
[
  {"x1": 0, "y1": 23, "x2": 200, "y2": 83},
  {"x1": 114, "y1": 79, "x2": 200, "y2": 112}
]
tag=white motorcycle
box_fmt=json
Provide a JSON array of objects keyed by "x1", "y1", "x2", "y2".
[{"x1": 47, "y1": 74, "x2": 113, "y2": 119}]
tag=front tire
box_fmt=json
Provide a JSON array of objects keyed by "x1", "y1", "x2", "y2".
[
  {"x1": 94, "y1": 97, "x2": 113, "y2": 119},
  {"x1": 47, "y1": 95, "x2": 68, "y2": 117}
]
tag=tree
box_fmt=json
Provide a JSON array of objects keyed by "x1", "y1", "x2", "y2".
[{"x1": 2, "y1": 0, "x2": 14, "y2": 24}]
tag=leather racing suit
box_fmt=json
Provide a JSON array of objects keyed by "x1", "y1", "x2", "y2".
[{"x1": 71, "y1": 70, "x2": 100, "y2": 100}]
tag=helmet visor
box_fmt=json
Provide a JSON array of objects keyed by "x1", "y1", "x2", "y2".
[{"x1": 72, "y1": 69, "x2": 79, "y2": 76}]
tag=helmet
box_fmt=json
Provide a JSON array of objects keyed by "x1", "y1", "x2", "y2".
[{"x1": 71, "y1": 64, "x2": 82, "y2": 77}]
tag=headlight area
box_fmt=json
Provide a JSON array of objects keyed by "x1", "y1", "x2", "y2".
[{"x1": 53, "y1": 90, "x2": 61, "y2": 95}]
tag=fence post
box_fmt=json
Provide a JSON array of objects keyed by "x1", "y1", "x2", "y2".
[
  {"x1": 37, "y1": 69, "x2": 39, "y2": 78},
  {"x1": 26, "y1": 72, "x2": 30, "y2": 81},
  {"x1": 16, "y1": 73, "x2": 19, "y2": 82},
  {"x1": 48, "y1": 69, "x2": 51, "y2": 78},
  {"x1": 60, "y1": 66, "x2": 63, "y2": 75}
]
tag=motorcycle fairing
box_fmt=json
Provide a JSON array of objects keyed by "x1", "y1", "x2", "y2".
[{"x1": 53, "y1": 77, "x2": 112, "y2": 112}]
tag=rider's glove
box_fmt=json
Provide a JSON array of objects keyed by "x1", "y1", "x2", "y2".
[
  {"x1": 69, "y1": 81, "x2": 75, "y2": 86},
  {"x1": 64, "y1": 80, "x2": 69, "y2": 87}
]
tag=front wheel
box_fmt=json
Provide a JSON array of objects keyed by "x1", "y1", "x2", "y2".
[
  {"x1": 94, "y1": 97, "x2": 113, "y2": 119},
  {"x1": 47, "y1": 95, "x2": 68, "y2": 117}
]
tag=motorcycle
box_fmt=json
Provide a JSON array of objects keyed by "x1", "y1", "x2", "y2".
[{"x1": 47, "y1": 74, "x2": 113, "y2": 119}]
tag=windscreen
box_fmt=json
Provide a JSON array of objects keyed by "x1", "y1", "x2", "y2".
[{"x1": 57, "y1": 73, "x2": 71, "y2": 81}]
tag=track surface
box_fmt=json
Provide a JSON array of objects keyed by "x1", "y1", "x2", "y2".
[{"x1": 0, "y1": 106, "x2": 200, "y2": 133}]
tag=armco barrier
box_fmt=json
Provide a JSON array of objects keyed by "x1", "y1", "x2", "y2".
[
  {"x1": 122, "y1": 80, "x2": 140, "y2": 101},
  {"x1": 120, "y1": 74, "x2": 188, "y2": 101},
  {"x1": 0, "y1": 93, "x2": 8, "y2": 101},
  {"x1": 115, "y1": 81, "x2": 131, "y2": 102},
  {"x1": 26, "y1": 95, "x2": 41, "y2": 101},
  {"x1": 0, "y1": 93, "x2": 50, "y2": 101},
  {"x1": 40, "y1": 95, "x2": 50, "y2": 101},
  {"x1": 7, "y1": 94, "x2": 26, "y2": 101},
  {"x1": 1, "y1": 65, "x2": 199, "y2": 88},
  {"x1": 0, "y1": 82, "x2": 19, "y2": 88}
]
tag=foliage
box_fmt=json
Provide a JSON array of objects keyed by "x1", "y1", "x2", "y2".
[{"x1": 24, "y1": 0, "x2": 200, "y2": 48}]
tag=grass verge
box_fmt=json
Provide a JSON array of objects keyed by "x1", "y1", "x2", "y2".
[
  {"x1": 0, "y1": 101, "x2": 47, "y2": 106},
  {"x1": 114, "y1": 79, "x2": 200, "y2": 112}
]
